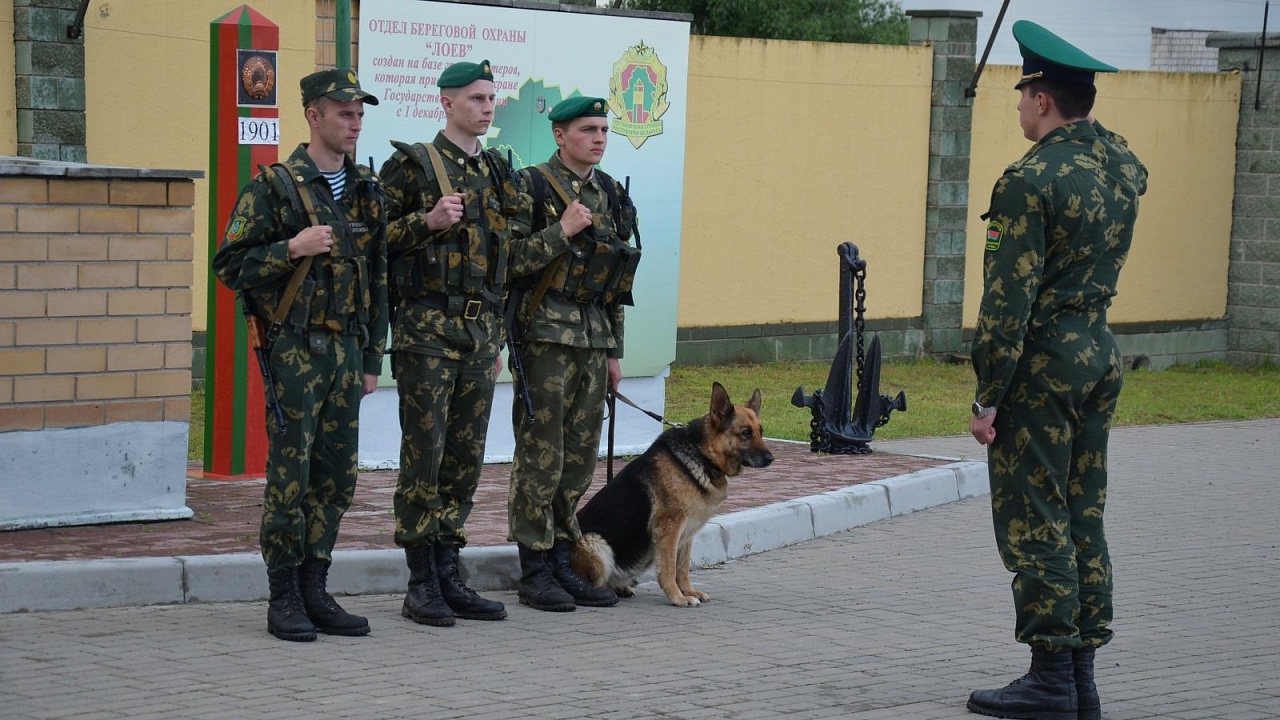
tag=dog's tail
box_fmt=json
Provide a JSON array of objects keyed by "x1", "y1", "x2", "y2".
[{"x1": 570, "y1": 533, "x2": 616, "y2": 588}]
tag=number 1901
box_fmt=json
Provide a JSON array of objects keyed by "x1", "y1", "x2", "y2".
[{"x1": 238, "y1": 118, "x2": 280, "y2": 145}]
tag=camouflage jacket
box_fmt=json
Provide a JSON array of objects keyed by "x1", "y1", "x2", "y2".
[
  {"x1": 379, "y1": 132, "x2": 568, "y2": 360},
  {"x1": 971, "y1": 120, "x2": 1149, "y2": 408},
  {"x1": 510, "y1": 153, "x2": 636, "y2": 358},
  {"x1": 212, "y1": 143, "x2": 389, "y2": 375}
]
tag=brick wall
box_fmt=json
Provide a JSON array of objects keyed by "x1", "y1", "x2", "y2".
[{"x1": 0, "y1": 159, "x2": 201, "y2": 433}]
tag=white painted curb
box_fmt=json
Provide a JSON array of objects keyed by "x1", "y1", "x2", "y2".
[{"x1": 0, "y1": 461, "x2": 987, "y2": 613}]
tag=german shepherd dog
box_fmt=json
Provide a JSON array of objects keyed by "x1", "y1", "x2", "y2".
[{"x1": 570, "y1": 382, "x2": 774, "y2": 607}]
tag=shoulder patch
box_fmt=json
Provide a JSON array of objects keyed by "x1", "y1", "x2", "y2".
[
  {"x1": 985, "y1": 220, "x2": 1004, "y2": 252},
  {"x1": 226, "y1": 216, "x2": 247, "y2": 243}
]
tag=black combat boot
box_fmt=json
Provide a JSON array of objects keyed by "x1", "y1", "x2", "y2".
[
  {"x1": 550, "y1": 540, "x2": 618, "y2": 607},
  {"x1": 297, "y1": 559, "x2": 370, "y2": 637},
  {"x1": 517, "y1": 545, "x2": 576, "y2": 612},
  {"x1": 1073, "y1": 647, "x2": 1101, "y2": 720},
  {"x1": 402, "y1": 544, "x2": 455, "y2": 627},
  {"x1": 434, "y1": 543, "x2": 507, "y2": 620},
  {"x1": 967, "y1": 646, "x2": 1077, "y2": 720},
  {"x1": 266, "y1": 566, "x2": 317, "y2": 642}
]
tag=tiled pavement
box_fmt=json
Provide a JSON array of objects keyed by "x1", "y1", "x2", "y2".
[{"x1": 1, "y1": 421, "x2": 1277, "y2": 719}]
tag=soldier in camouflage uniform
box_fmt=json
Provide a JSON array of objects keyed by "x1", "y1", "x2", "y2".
[
  {"x1": 966, "y1": 22, "x2": 1148, "y2": 720},
  {"x1": 506, "y1": 96, "x2": 639, "y2": 612},
  {"x1": 212, "y1": 69, "x2": 387, "y2": 642},
  {"x1": 379, "y1": 60, "x2": 570, "y2": 627}
]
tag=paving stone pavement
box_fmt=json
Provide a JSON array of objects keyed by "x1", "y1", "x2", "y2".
[{"x1": 1, "y1": 419, "x2": 1277, "y2": 720}]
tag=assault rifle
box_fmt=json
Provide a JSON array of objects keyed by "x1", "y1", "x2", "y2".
[{"x1": 243, "y1": 299, "x2": 286, "y2": 429}]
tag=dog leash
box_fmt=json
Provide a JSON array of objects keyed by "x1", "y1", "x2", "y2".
[{"x1": 605, "y1": 388, "x2": 682, "y2": 482}]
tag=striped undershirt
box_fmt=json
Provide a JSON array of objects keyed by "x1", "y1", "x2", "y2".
[{"x1": 321, "y1": 167, "x2": 345, "y2": 201}]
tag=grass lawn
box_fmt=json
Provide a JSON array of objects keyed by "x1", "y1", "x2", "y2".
[{"x1": 188, "y1": 360, "x2": 1280, "y2": 461}]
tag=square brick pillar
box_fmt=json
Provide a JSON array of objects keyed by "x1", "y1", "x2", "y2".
[
  {"x1": 907, "y1": 9, "x2": 981, "y2": 358},
  {"x1": 1208, "y1": 31, "x2": 1280, "y2": 365},
  {"x1": 14, "y1": 0, "x2": 87, "y2": 162}
]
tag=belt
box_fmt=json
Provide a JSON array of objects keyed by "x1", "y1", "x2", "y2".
[{"x1": 410, "y1": 293, "x2": 494, "y2": 320}]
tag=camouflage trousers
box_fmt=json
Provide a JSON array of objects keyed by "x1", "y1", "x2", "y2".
[
  {"x1": 392, "y1": 350, "x2": 498, "y2": 549},
  {"x1": 259, "y1": 330, "x2": 363, "y2": 569},
  {"x1": 987, "y1": 321, "x2": 1122, "y2": 651},
  {"x1": 507, "y1": 342, "x2": 608, "y2": 550}
]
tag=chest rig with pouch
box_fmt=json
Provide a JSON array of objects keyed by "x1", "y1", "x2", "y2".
[
  {"x1": 388, "y1": 140, "x2": 518, "y2": 319},
  {"x1": 252, "y1": 164, "x2": 372, "y2": 356},
  {"x1": 521, "y1": 163, "x2": 641, "y2": 320}
]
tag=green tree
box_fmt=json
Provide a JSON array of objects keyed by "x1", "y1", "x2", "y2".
[{"x1": 617, "y1": 0, "x2": 909, "y2": 45}]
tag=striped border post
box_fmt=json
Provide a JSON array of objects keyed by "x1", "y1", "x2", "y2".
[{"x1": 203, "y1": 5, "x2": 279, "y2": 479}]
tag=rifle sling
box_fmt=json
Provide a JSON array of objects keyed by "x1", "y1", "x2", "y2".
[
  {"x1": 262, "y1": 164, "x2": 321, "y2": 340},
  {"x1": 522, "y1": 164, "x2": 579, "y2": 328},
  {"x1": 421, "y1": 142, "x2": 455, "y2": 196}
]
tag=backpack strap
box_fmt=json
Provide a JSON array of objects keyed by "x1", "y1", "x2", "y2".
[
  {"x1": 594, "y1": 169, "x2": 641, "y2": 250},
  {"x1": 390, "y1": 139, "x2": 454, "y2": 199}
]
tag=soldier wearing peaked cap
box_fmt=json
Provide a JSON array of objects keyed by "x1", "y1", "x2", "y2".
[
  {"x1": 378, "y1": 60, "x2": 571, "y2": 627},
  {"x1": 505, "y1": 96, "x2": 639, "y2": 612},
  {"x1": 965, "y1": 21, "x2": 1148, "y2": 720},
  {"x1": 212, "y1": 68, "x2": 387, "y2": 642}
]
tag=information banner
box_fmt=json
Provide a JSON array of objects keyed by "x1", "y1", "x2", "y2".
[{"x1": 359, "y1": 0, "x2": 690, "y2": 377}]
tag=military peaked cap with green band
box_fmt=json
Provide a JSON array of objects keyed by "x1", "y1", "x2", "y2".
[
  {"x1": 300, "y1": 68, "x2": 378, "y2": 105},
  {"x1": 548, "y1": 96, "x2": 610, "y2": 123},
  {"x1": 437, "y1": 59, "x2": 494, "y2": 89},
  {"x1": 1013, "y1": 20, "x2": 1117, "y2": 89}
]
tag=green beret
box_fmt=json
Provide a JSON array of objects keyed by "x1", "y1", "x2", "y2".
[
  {"x1": 300, "y1": 68, "x2": 378, "y2": 106},
  {"x1": 1013, "y1": 20, "x2": 1117, "y2": 89},
  {"x1": 548, "y1": 96, "x2": 610, "y2": 123},
  {"x1": 437, "y1": 60, "x2": 494, "y2": 89}
]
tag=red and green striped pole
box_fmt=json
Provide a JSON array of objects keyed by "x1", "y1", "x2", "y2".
[{"x1": 204, "y1": 5, "x2": 279, "y2": 479}]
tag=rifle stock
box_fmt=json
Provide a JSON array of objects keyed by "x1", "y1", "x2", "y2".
[{"x1": 503, "y1": 290, "x2": 536, "y2": 421}]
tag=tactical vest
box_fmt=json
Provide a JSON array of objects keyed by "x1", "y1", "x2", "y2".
[
  {"x1": 388, "y1": 140, "x2": 517, "y2": 307},
  {"x1": 254, "y1": 163, "x2": 372, "y2": 335},
  {"x1": 522, "y1": 164, "x2": 641, "y2": 307}
]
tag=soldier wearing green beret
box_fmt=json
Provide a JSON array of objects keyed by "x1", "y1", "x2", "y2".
[
  {"x1": 212, "y1": 68, "x2": 387, "y2": 642},
  {"x1": 966, "y1": 21, "x2": 1148, "y2": 720},
  {"x1": 378, "y1": 60, "x2": 571, "y2": 626},
  {"x1": 505, "y1": 96, "x2": 639, "y2": 612}
]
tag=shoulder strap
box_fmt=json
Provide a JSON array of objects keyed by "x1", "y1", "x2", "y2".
[
  {"x1": 534, "y1": 164, "x2": 575, "y2": 207},
  {"x1": 421, "y1": 143, "x2": 454, "y2": 197},
  {"x1": 258, "y1": 164, "x2": 317, "y2": 339}
]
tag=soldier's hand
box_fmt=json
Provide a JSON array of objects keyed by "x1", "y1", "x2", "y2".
[
  {"x1": 426, "y1": 192, "x2": 465, "y2": 231},
  {"x1": 969, "y1": 413, "x2": 996, "y2": 446},
  {"x1": 288, "y1": 225, "x2": 336, "y2": 260},
  {"x1": 606, "y1": 357, "x2": 622, "y2": 393},
  {"x1": 559, "y1": 200, "x2": 593, "y2": 237}
]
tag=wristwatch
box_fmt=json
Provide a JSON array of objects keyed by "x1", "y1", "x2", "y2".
[{"x1": 971, "y1": 401, "x2": 996, "y2": 419}]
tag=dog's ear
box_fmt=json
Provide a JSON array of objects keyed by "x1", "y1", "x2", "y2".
[
  {"x1": 710, "y1": 382, "x2": 734, "y2": 422},
  {"x1": 747, "y1": 388, "x2": 762, "y2": 415}
]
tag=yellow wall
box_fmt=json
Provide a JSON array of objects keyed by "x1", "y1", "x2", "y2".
[
  {"x1": 965, "y1": 64, "x2": 1241, "y2": 325},
  {"x1": 0, "y1": 0, "x2": 15, "y2": 155},
  {"x1": 677, "y1": 36, "x2": 933, "y2": 326},
  {"x1": 15, "y1": 15, "x2": 1239, "y2": 336},
  {"x1": 84, "y1": 0, "x2": 317, "y2": 332}
]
